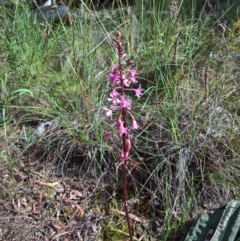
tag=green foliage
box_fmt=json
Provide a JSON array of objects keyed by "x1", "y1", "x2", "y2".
[{"x1": 104, "y1": 221, "x2": 130, "y2": 241}]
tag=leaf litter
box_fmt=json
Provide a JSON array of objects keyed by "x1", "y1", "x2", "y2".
[{"x1": 0, "y1": 164, "x2": 104, "y2": 241}]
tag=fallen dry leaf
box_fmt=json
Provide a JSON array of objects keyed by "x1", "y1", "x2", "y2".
[
  {"x1": 51, "y1": 220, "x2": 66, "y2": 230},
  {"x1": 38, "y1": 181, "x2": 59, "y2": 187},
  {"x1": 51, "y1": 231, "x2": 72, "y2": 240},
  {"x1": 33, "y1": 170, "x2": 45, "y2": 178},
  {"x1": 117, "y1": 210, "x2": 143, "y2": 223},
  {"x1": 13, "y1": 167, "x2": 28, "y2": 179},
  {"x1": 54, "y1": 183, "x2": 65, "y2": 193},
  {"x1": 20, "y1": 160, "x2": 25, "y2": 167},
  {"x1": 20, "y1": 196, "x2": 27, "y2": 207},
  {"x1": 38, "y1": 191, "x2": 43, "y2": 205},
  {"x1": 51, "y1": 221, "x2": 76, "y2": 240},
  {"x1": 63, "y1": 198, "x2": 79, "y2": 204},
  {"x1": 44, "y1": 235, "x2": 50, "y2": 241},
  {"x1": 3, "y1": 174, "x2": 9, "y2": 183},
  {"x1": 12, "y1": 198, "x2": 21, "y2": 211},
  {"x1": 77, "y1": 231, "x2": 83, "y2": 241},
  {"x1": 76, "y1": 205, "x2": 85, "y2": 218},
  {"x1": 69, "y1": 190, "x2": 83, "y2": 200},
  {"x1": 68, "y1": 205, "x2": 84, "y2": 220}
]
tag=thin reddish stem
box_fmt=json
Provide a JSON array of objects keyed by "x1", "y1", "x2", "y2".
[{"x1": 116, "y1": 31, "x2": 133, "y2": 241}]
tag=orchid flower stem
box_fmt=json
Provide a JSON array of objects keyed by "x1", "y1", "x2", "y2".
[
  {"x1": 105, "y1": 31, "x2": 143, "y2": 241},
  {"x1": 123, "y1": 157, "x2": 133, "y2": 241},
  {"x1": 116, "y1": 32, "x2": 133, "y2": 241}
]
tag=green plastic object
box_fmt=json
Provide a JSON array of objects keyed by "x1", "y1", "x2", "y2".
[{"x1": 181, "y1": 200, "x2": 240, "y2": 241}]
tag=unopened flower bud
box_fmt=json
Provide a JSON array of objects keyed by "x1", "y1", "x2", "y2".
[{"x1": 115, "y1": 31, "x2": 121, "y2": 39}]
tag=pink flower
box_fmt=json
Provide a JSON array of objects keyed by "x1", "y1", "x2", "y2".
[
  {"x1": 103, "y1": 106, "x2": 113, "y2": 117},
  {"x1": 122, "y1": 70, "x2": 138, "y2": 86},
  {"x1": 134, "y1": 85, "x2": 143, "y2": 98},
  {"x1": 117, "y1": 117, "x2": 127, "y2": 136},
  {"x1": 119, "y1": 95, "x2": 131, "y2": 110},
  {"x1": 105, "y1": 31, "x2": 144, "y2": 165},
  {"x1": 126, "y1": 60, "x2": 134, "y2": 66},
  {"x1": 120, "y1": 132, "x2": 131, "y2": 160},
  {"x1": 132, "y1": 119, "x2": 138, "y2": 129},
  {"x1": 129, "y1": 69, "x2": 137, "y2": 77},
  {"x1": 107, "y1": 89, "x2": 120, "y2": 105},
  {"x1": 121, "y1": 148, "x2": 129, "y2": 161},
  {"x1": 129, "y1": 77, "x2": 137, "y2": 84},
  {"x1": 109, "y1": 65, "x2": 119, "y2": 85},
  {"x1": 104, "y1": 131, "x2": 113, "y2": 139},
  {"x1": 119, "y1": 52, "x2": 126, "y2": 58},
  {"x1": 121, "y1": 73, "x2": 129, "y2": 86},
  {"x1": 123, "y1": 78, "x2": 131, "y2": 87}
]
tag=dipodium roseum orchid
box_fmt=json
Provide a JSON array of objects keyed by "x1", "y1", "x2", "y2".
[
  {"x1": 105, "y1": 32, "x2": 142, "y2": 157},
  {"x1": 104, "y1": 31, "x2": 143, "y2": 241},
  {"x1": 107, "y1": 88, "x2": 120, "y2": 105},
  {"x1": 134, "y1": 85, "x2": 143, "y2": 98}
]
